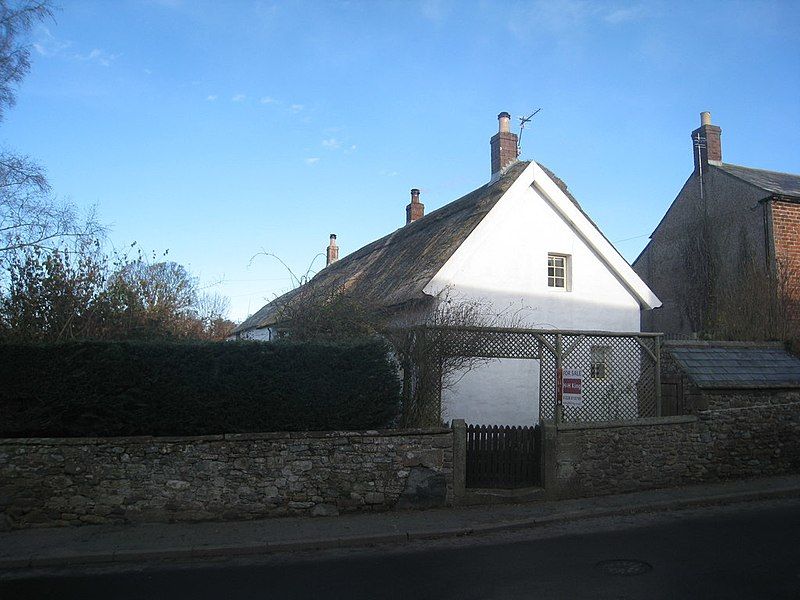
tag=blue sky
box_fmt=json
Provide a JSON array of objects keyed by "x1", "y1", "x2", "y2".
[{"x1": 6, "y1": 0, "x2": 800, "y2": 321}]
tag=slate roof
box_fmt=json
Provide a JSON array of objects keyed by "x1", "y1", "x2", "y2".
[
  {"x1": 665, "y1": 341, "x2": 800, "y2": 389},
  {"x1": 715, "y1": 163, "x2": 800, "y2": 198}
]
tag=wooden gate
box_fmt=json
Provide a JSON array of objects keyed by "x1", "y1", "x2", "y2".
[{"x1": 465, "y1": 424, "x2": 541, "y2": 489}]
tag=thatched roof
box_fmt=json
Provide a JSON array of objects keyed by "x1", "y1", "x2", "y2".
[{"x1": 235, "y1": 160, "x2": 588, "y2": 334}]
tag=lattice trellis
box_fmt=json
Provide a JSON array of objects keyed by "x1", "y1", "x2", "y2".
[
  {"x1": 434, "y1": 327, "x2": 544, "y2": 360},
  {"x1": 410, "y1": 326, "x2": 662, "y2": 424},
  {"x1": 539, "y1": 333, "x2": 659, "y2": 422}
]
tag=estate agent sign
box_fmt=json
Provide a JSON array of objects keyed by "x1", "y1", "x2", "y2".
[{"x1": 559, "y1": 368, "x2": 583, "y2": 407}]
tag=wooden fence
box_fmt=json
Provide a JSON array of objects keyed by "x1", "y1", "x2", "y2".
[{"x1": 465, "y1": 424, "x2": 541, "y2": 489}]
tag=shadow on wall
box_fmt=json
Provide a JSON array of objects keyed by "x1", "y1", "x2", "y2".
[
  {"x1": 436, "y1": 285, "x2": 642, "y2": 332},
  {"x1": 443, "y1": 358, "x2": 540, "y2": 426}
]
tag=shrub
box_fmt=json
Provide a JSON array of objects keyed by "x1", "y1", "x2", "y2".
[{"x1": 0, "y1": 339, "x2": 400, "y2": 437}]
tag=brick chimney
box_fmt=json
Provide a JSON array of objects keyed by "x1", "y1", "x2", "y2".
[
  {"x1": 326, "y1": 233, "x2": 339, "y2": 266},
  {"x1": 490, "y1": 111, "x2": 518, "y2": 178},
  {"x1": 406, "y1": 188, "x2": 424, "y2": 224},
  {"x1": 691, "y1": 111, "x2": 722, "y2": 171}
]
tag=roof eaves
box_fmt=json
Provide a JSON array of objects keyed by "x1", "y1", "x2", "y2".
[
  {"x1": 530, "y1": 162, "x2": 662, "y2": 309},
  {"x1": 713, "y1": 162, "x2": 800, "y2": 197}
]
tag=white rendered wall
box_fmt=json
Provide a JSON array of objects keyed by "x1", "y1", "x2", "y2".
[
  {"x1": 442, "y1": 358, "x2": 540, "y2": 426},
  {"x1": 238, "y1": 327, "x2": 274, "y2": 341},
  {"x1": 428, "y1": 165, "x2": 645, "y2": 424},
  {"x1": 426, "y1": 176, "x2": 642, "y2": 332}
]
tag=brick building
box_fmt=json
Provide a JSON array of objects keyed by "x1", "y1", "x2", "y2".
[{"x1": 633, "y1": 112, "x2": 800, "y2": 337}]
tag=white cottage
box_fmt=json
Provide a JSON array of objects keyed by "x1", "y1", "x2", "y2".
[{"x1": 232, "y1": 112, "x2": 661, "y2": 425}]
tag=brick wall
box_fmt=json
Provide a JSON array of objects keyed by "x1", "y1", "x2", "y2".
[
  {"x1": 545, "y1": 391, "x2": 800, "y2": 498},
  {"x1": 0, "y1": 428, "x2": 453, "y2": 530},
  {"x1": 771, "y1": 200, "x2": 800, "y2": 324}
]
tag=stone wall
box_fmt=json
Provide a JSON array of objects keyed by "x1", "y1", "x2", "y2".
[
  {"x1": 0, "y1": 428, "x2": 453, "y2": 530},
  {"x1": 546, "y1": 392, "x2": 800, "y2": 498}
]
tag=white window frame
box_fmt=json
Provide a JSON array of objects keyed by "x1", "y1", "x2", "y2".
[
  {"x1": 590, "y1": 346, "x2": 611, "y2": 379},
  {"x1": 547, "y1": 253, "x2": 571, "y2": 291}
]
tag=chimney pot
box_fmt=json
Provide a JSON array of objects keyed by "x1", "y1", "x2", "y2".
[
  {"x1": 498, "y1": 112, "x2": 511, "y2": 133},
  {"x1": 700, "y1": 111, "x2": 712, "y2": 126},
  {"x1": 406, "y1": 188, "x2": 425, "y2": 224}
]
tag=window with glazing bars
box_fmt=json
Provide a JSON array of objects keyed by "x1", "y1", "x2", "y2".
[
  {"x1": 590, "y1": 346, "x2": 611, "y2": 379},
  {"x1": 548, "y1": 254, "x2": 567, "y2": 289}
]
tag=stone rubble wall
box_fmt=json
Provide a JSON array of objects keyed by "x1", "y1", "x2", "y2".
[
  {"x1": 547, "y1": 392, "x2": 800, "y2": 498},
  {"x1": 0, "y1": 429, "x2": 453, "y2": 530}
]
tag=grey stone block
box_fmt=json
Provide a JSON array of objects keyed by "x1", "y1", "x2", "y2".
[{"x1": 396, "y1": 467, "x2": 447, "y2": 509}]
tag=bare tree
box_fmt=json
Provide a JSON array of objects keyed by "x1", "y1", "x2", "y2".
[
  {"x1": 713, "y1": 256, "x2": 799, "y2": 343},
  {"x1": 0, "y1": 2, "x2": 102, "y2": 260},
  {"x1": 681, "y1": 209, "x2": 799, "y2": 346},
  {"x1": 682, "y1": 217, "x2": 718, "y2": 334},
  {"x1": 387, "y1": 293, "x2": 525, "y2": 427},
  {"x1": 0, "y1": 239, "x2": 108, "y2": 341},
  {"x1": 277, "y1": 286, "x2": 386, "y2": 342},
  {"x1": 0, "y1": 153, "x2": 102, "y2": 256},
  {"x1": 195, "y1": 291, "x2": 235, "y2": 340},
  {"x1": 1, "y1": 240, "x2": 236, "y2": 342},
  {"x1": 0, "y1": 1, "x2": 53, "y2": 121}
]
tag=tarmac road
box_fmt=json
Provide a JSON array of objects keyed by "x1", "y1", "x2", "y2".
[{"x1": 2, "y1": 498, "x2": 799, "y2": 600}]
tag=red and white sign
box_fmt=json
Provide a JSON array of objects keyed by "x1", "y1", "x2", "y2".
[{"x1": 561, "y1": 368, "x2": 583, "y2": 407}]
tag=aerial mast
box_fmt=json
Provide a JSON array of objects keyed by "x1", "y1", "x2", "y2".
[{"x1": 517, "y1": 108, "x2": 542, "y2": 156}]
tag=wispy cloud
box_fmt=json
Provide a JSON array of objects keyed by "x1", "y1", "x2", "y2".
[
  {"x1": 420, "y1": 0, "x2": 451, "y2": 22},
  {"x1": 604, "y1": 5, "x2": 647, "y2": 24},
  {"x1": 148, "y1": 0, "x2": 185, "y2": 7},
  {"x1": 509, "y1": 1, "x2": 649, "y2": 37},
  {"x1": 33, "y1": 27, "x2": 71, "y2": 56},
  {"x1": 206, "y1": 94, "x2": 218, "y2": 101},
  {"x1": 321, "y1": 138, "x2": 341, "y2": 150},
  {"x1": 305, "y1": 157, "x2": 320, "y2": 165},
  {"x1": 143, "y1": 68, "x2": 153, "y2": 75},
  {"x1": 260, "y1": 96, "x2": 276, "y2": 104},
  {"x1": 75, "y1": 48, "x2": 119, "y2": 67},
  {"x1": 379, "y1": 169, "x2": 398, "y2": 177},
  {"x1": 34, "y1": 26, "x2": 119, "y2": 67},
  {"x1": 290, "y1": 103, "x2": 304, "y2": 113},
  {"x1": 232, "y1": 93, "x2": 246, "y2": 102}
]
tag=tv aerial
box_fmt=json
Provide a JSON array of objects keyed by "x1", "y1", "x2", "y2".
[{"x1": 518, "y1": 108, "x2": 542, "y2": 155}]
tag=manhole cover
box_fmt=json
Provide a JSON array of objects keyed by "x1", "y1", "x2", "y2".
[{"x1": 595, "y1": 559, "x2": 653, "y2": 576}]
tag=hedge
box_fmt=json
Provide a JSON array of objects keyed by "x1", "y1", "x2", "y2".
[{"x1": 0, "y1": 339, "x2": 401, "y2": 437}]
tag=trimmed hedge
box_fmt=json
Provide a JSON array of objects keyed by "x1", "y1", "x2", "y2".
[{"x1": 0, "y1": 339, "x2": 400, "y2": 437}]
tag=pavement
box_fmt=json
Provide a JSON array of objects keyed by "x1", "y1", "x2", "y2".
[{"x1": 2, "y1": 474, "x2": 799, "y2": 571}]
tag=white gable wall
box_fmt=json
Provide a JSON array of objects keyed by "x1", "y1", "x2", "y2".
[
  {"x1": 425, "y1": 164, "x2": 642, "y2": 331},
  {"x1": 431, "y1": 162, "x2": 646, "y2": 426}
]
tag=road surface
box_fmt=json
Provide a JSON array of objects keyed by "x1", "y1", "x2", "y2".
[{"x1": 2, "y1": 498, "x2": 799, "y2": 599}]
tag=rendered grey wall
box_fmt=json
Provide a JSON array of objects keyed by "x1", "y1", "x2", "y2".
[{"x1": 634, "y1": 167, "x2": 770, "y2": 334}]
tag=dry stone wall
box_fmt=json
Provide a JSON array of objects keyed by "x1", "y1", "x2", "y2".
[
  {"x1": 0, "y1": 429, "x2": 453, "y2": 530},
  {"x1": 547, "y1": 392, "x2": 800, "y2": 498}
]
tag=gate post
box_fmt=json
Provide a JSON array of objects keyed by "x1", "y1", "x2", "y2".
[
  {"x1": 451, "y1": 419, "x2": 467, "y2": 504},
  {"x1": 555, "y1": 333, "x2": 564, "y2": 425},
  {"x1": 654, "y1": 335, "x2": 662, "y2": 416}
]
